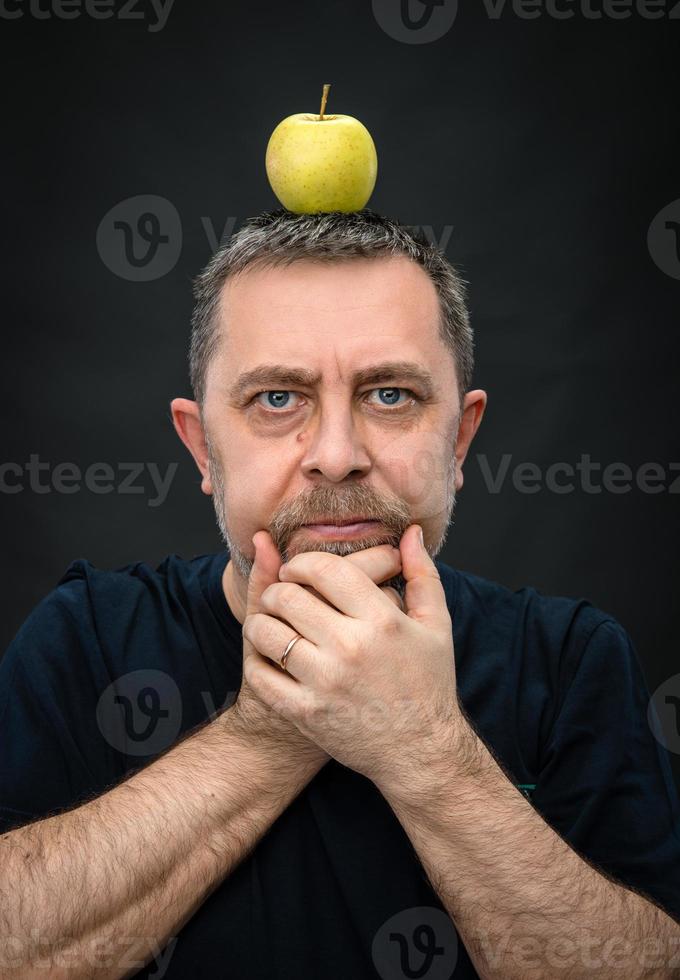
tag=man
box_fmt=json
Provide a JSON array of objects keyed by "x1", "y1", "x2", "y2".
[{"x1": 1, "y1": 209, "x2": 679, "y2": 979}]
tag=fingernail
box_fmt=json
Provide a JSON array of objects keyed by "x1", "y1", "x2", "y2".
[{"x1": 419, "y1": 526, "x2": 424, "y2": 547}]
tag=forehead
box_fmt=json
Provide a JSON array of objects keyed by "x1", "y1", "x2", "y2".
[{"x1": 218, "y1": 254, "x2": 442, "y2": 351}]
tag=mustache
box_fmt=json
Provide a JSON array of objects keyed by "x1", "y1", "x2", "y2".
[
  {"x1": 269, "y1": 491, "x2": 412, "y2": 544},
  {"x1": 207, "y1": 444, "x2": 458, "y2": 574}
]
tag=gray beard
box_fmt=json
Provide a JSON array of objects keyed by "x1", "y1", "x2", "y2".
[{"x1": 206, "y1": 441, "x2": 457, "y2": 601}]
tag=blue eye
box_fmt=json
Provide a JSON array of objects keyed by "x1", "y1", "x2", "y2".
[
  {"x1": 253, "y1": 388, "x2": 417, "y2": 412},
  {"x1": 367, "y1": 387, "x2": 407, "y2": 407},
  {"x1": 255, "y1": 391, "x2": 297, "y2": 410}
]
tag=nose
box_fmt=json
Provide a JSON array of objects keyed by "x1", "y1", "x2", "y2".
[{"x1": 298, "y1": 394, "x2": 372, "y2": 482}]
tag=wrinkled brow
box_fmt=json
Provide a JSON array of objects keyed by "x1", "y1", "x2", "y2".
[{"x1": 229, "y1": 360, "x2": 436, "y2": 402}]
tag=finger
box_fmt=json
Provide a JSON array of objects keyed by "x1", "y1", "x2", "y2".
[
  {"x1": 399, "y1": 524, "x2": 450, "y2": 628},
  {"x1": 259, "y1": 580, "x2": 346, "y2": 647},
  {"x1": 243, "y1": 532, "x2": 299, "y2": 690},
  {"x1": 256, "y1": 585, "x2": 404, "y2": 659},
  {"x1": 246, "y1": 531, "x2": 283, "y2": 617},
  {"x1": 332, "y1": 544, "x2": 402, "y2": 586},
  {"x1": 294, "y1": 544, "x2": 402, "y2": 613},
  {"x1": 277, "y1": 551, "x2": 399, "y2": 621},
  {"x1": 280, "y1": 544, "x2": 401, "y2": 594},
  {"x1": 243, "y1": 612, "x2": 324, "y2": 685},
  {"x1": 292, "y1": 582, "x2": 403, "y2": 614}
]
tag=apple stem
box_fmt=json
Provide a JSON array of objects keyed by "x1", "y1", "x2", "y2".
[{"x1": 319, "y1": 83, "x2": 331, "y2": 121}]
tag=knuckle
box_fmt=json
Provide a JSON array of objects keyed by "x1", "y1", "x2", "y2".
[
  {"x1": 339, "y1": 625, "x2": 366, "y2": 661},
  {"x1": 276, "y1": 583, "x2": 299, "y2": 609},
  {"x1": 281, "y1": 553, "x2": 303, "y2": 574},
  {"x1": 263, "y1": 582, "x2": 296, "y2": 609},
  {"x1": 313, "y1": 553, "x2": 339, "y2": 577},
  {"x1": 342, "y1": 581, "x2": 364, "y2": 607},
  {"x1": 376, "y1": 609, "x2": 401, "y2": 638},
  {"x1": 338, "y1": 646, "x2": 360, "y2": 675}
]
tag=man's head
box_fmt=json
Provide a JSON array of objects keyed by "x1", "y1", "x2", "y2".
[{"x1": 171, "y1": 208, "x2": 486, "y2": 601}]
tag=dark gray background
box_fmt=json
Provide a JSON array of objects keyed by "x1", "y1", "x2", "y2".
[{"x1": 2, "y1": 1, "x2": 679, "y2": 784}]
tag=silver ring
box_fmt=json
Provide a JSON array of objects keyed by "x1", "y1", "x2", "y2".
[{"x1": 280, "y1": 632, "x2": 303, "y2": 673}]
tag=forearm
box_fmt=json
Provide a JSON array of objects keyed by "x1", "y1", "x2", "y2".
[
  {"x1": 377, "y1": 715, "x2": 680, "y2": 980},
  {"x1": 0, "y1": 706, "x2": 325, "y2": 979}
]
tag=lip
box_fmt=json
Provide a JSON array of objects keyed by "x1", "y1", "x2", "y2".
[
  {"x1": 304, "y1": 517, "x2": 374, "y2": 527},
  {"x1": 301, "y1": 520, "x2": 380, "y2": 539}
]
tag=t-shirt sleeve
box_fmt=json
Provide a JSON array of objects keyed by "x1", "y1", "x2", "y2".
[
  {"x1": 531, "y1": 618, "x2": 680, "y2": 924},
  {"x1": 0, "y1": 577, "x2": 120, "y2": 836}
]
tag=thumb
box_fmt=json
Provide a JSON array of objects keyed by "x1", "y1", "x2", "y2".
[
  {"x1": 401, "y1": 524, "x2": 448, "y2": 628},
  {"x1": 245, "y1": 530, "x2": 283, "y2": 620},
  {"x1": 243, "y1": 532, "x2": 285, "y2": 665}
]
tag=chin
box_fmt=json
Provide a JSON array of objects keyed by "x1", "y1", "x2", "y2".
[{"x1": 289, "y1": 527, "x2": 398, "y2": 559}]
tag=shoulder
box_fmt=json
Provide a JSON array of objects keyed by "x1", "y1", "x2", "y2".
[
  {"x1": 54, "y1": 551, "x2": 217, "y2": 597},
  {"x1": 434, "y1": 564, "x2": 651, "y2": 783},
  {"x1": 434, "y1": 558, "x2": 631, "y2": 679},
  {"x1": 2, "y1": 552, "x2": 223, "y2": 675},
  {"x1": 44, "y1": 551, "x2": 226, "y2": 622},
  {"x1": 436, "y1": 559, "x2": 618, "y2": 634}
]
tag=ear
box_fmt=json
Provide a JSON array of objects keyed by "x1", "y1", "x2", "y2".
[
  {"x1": 454, "y1": 390, "x2": 487, "y2": 493},
  {"x1": 170, "y1": 398, "x2": 213, "y2": 495}
]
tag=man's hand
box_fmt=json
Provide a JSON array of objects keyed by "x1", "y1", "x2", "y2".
[
  {"x1": 232, "y1": 530, "x2": 404, "y2": 765},
  {"x1": 241, "y1": 524, "x2": 460, "y2": 794}
]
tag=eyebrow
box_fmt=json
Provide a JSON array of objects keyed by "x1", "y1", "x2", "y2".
[{"x1": 229, "y1": 361, "x2": 436, "y2": 403}]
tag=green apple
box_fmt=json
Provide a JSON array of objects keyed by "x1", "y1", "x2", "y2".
[{"x1": 265, "y1": 84, "x2": 378, "y2": 214}]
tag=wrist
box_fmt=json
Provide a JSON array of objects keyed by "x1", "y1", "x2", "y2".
[
  {"x1": 375, "y1": 707, "x2": 480, "y2": 808},
  {"x1": 225, "y1": 700, "x2": 329, "y2": 773}
]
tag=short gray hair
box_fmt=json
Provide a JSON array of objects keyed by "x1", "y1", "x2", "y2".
[{"x1": 189, "y1": 208, "x2": 474, "y2": 415}]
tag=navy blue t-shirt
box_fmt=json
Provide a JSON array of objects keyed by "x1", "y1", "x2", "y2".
[{"x1": 1, "y1": 551, "x2": 679, "y2": 979}]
